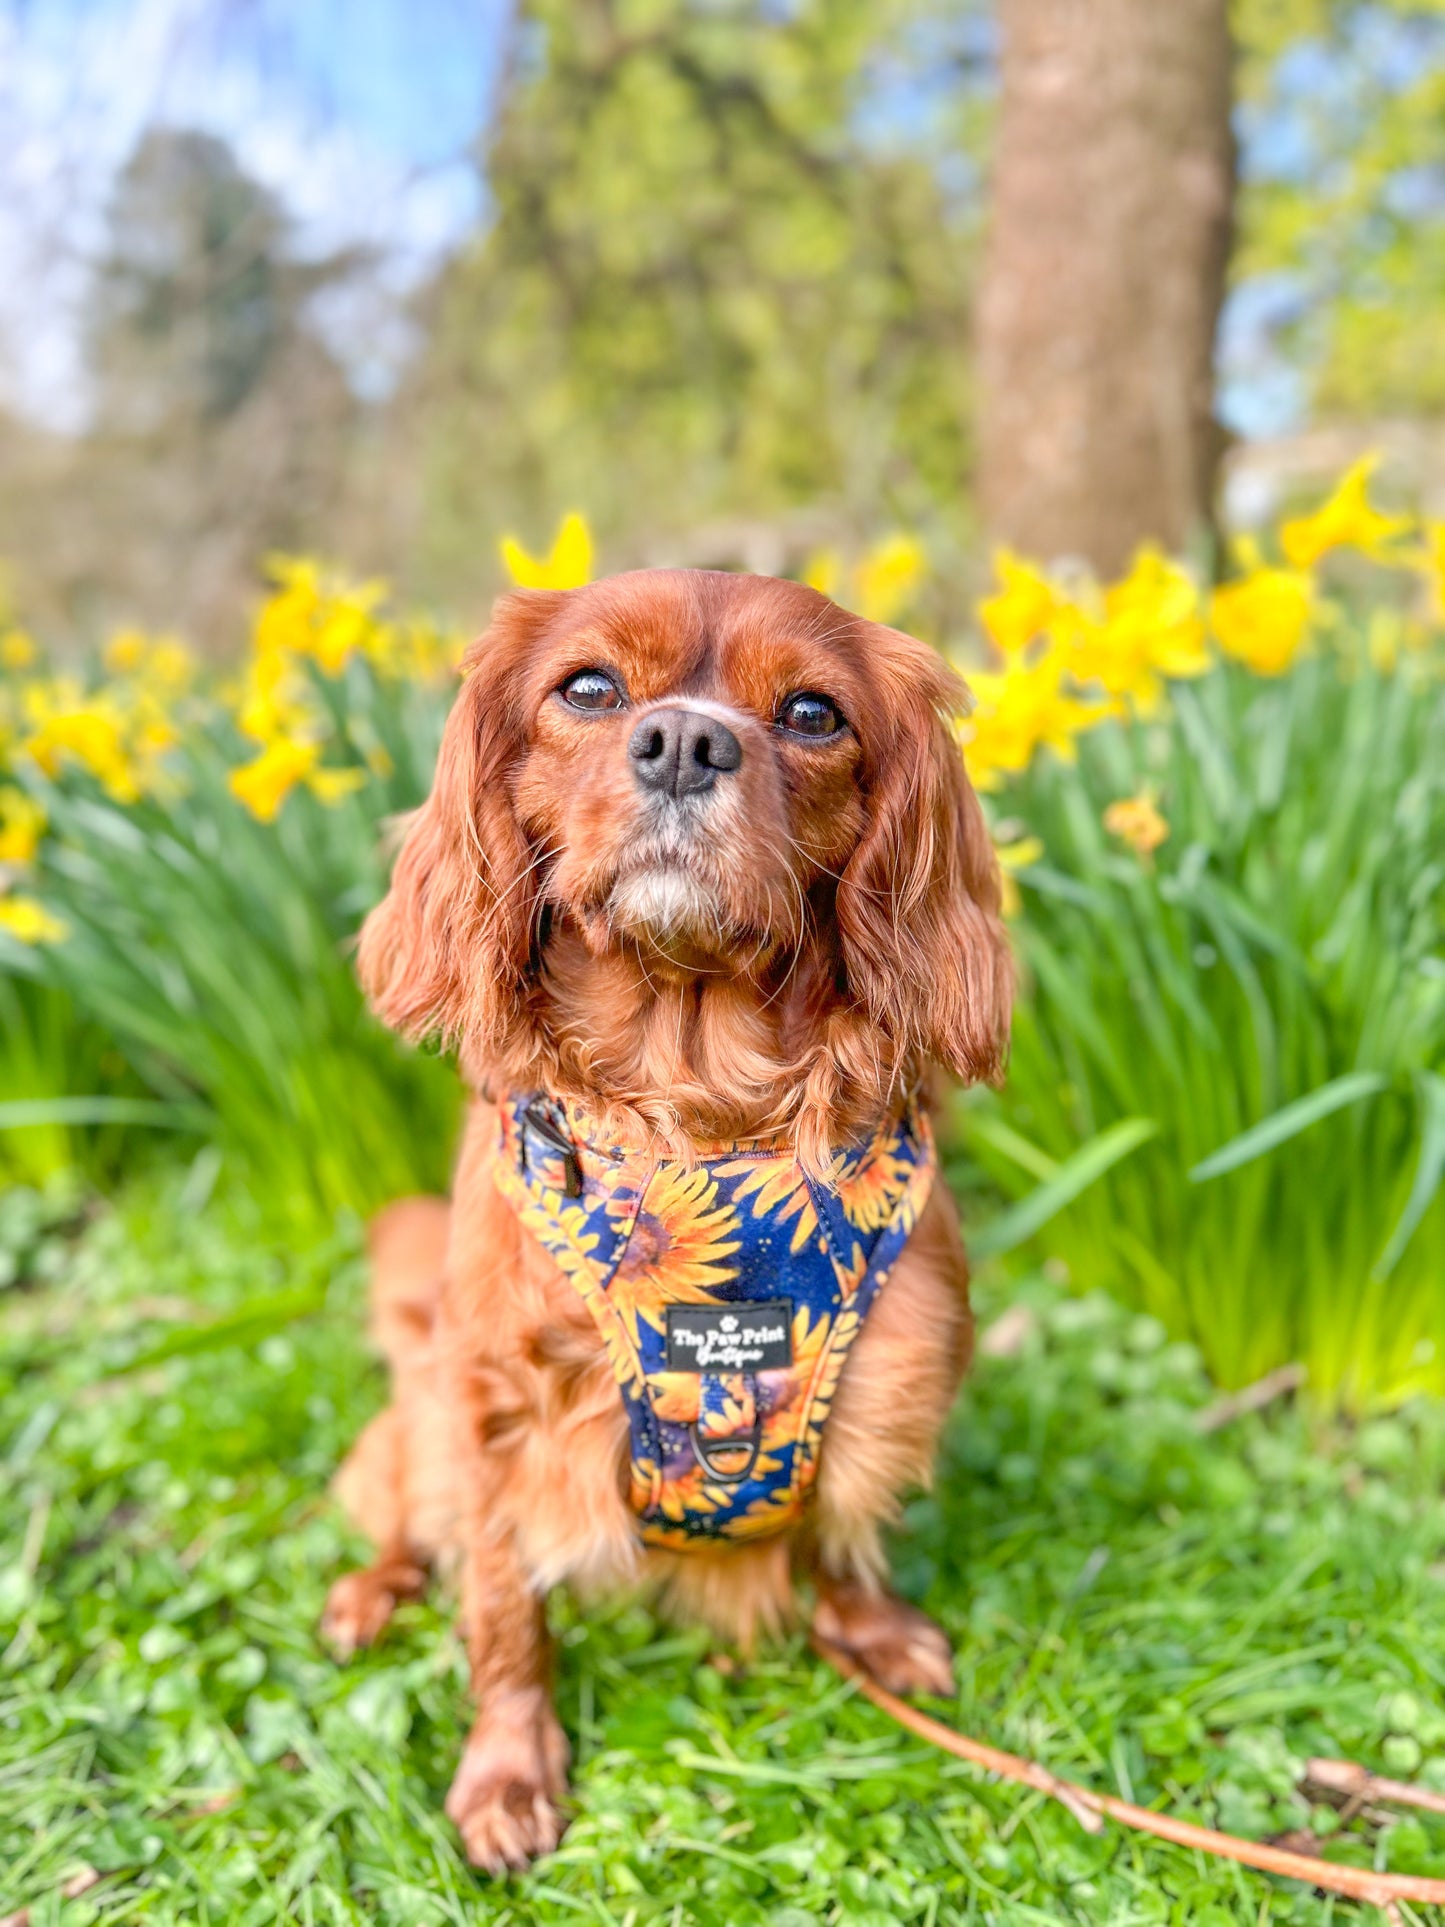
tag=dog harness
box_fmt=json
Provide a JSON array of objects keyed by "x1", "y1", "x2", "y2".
[{"x1": 492, "y1": 1092, "x2": 937, "y2": 1552}]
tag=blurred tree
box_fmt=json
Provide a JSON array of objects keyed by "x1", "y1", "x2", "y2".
[
  {"x1": 1233, "y1": 0, "x2": 1445, "y2": 421},
  {"x1": 405, "y1": 0, "x2": 983, "y2": 601},
  {"x1": 976, "y1": 0, "x2": 1235, "y2": 573},
  {"x1": 91, "y1": 130, "x2": 292, "y2": 433},
  {"x1": 75, "y1": 129, "x2": 361, "y2": 643}
]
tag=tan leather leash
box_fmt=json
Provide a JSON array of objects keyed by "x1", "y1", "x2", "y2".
[{"x1": 813, "y1": 1635, "x2": 1445, "y2": 1913}]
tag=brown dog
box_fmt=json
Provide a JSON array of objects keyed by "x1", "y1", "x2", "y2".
[{"x1": 322, "y1": 569, "x2": 1011, "y2": 1872}]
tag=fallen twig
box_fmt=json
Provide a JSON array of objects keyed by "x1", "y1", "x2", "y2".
[
  {"x1": 1307, "y1": 1755, "x2": 1445, "y2": 1821},
  {"x1": 1194, "y1": 1362, "x2": 1306, "y2": 1434},
  {"x1": 814, "y1": 1635, "x2": 1445, "y2": 1911},
  {"x1": 0, "y1": 1865, "x2": 101, "y2": 1927}
]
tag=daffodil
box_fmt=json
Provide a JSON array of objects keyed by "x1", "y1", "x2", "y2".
[
  {"x1": 0, "y1": 786, "x2": 45, "y2": 865},
  {"x1": 235, "y1": 642, "x2": 318, "y2": 747},
  {"x1": 803, "y1": 549, "x2": 842, "y2": 600},
  {"x1": 1413, "y1": 520, "x2": 1445, "y2": 626},
  {"x1": 105, "y1": 629, "x2": 194, "y2": 692},
  {"x1": 500, "y1": 512, "x2": 593, "y2": 590},
  {"x1": 253, "y1": 558, "x2": 388, "y2": 677},
  {"x1": 979, "y1": 551, "x2": 1070, "y2": 657},
  {"x1": 305, "y1": 765, "x2": 367, "y2": 806},
  {"x1": 1104, "y1": 794, "x2": 1169, "y2": 856},
  {"x1": 803, "y1": 534, "x2": 925, "y2": 625},
  {"x1": 961, "y1": 649, "x2": 1115, "y2": 790},
  {"x1": 853, "y1": 534, "x2": 925, "y2": 626},
  {"x1": 103, "y1": 630, "x2": 149, "y2": 675},
  {"x1": 229, "y1": 738, "x2": 318, "y2": 822},
  {"x1": 255, "y1": 558, "x2": 323, "y2": 658},
  {"x1": 992, "y1": 832, "x2": 1044, "y2": 919},
  {"x1": 1280, "y1": 456, "x2": 1414, "y2": 569},
  {"x1": 0, "y1": 628, "x2": 37, "y2": 671},
  {"x1": 23, "y1": 695, "x2": 141, "y2": 803},
  {"x1": 1063, "y1": 549, "x2": 1211, "y2": 712},
  {"x1": 0, "y1": 894, "x2": 67, "y2": 943},
  {"x1": 1210, "y1": 562, "x2": 1314, "y2": 677}
]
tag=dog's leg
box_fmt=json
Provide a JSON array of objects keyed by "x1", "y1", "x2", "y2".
[
  {"x1": 322, "y1": 1399, "x2": 434, "y2": 1656},
  {"x1": 806, "y1": 1187, "x2": 971, "y2": 1698},
  {"x1": 811, "y1": 1572, "x2": 956, "y2": 1697},
  {"x1": 323, "y1": 1199, "x2": 452, "y2": 1655},
  {"x1": 445, "y1": 1527, "x2": 569, "y2": 1874}
]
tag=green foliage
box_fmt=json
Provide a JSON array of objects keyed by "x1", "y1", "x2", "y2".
[
  {"x1": 959, "y1": 635, "x2": 1445, "y2": 1410},
  {"x1": 8, "y1": 1184, "x2": 1445, "y2": 1922},
  {"x1": 1233, "y1": 0, "x2": 1445, "y2": 419},
  {"x1": 0, "y1": 977, "x2": 135, "y2": 1187},
  {"x1": 414, "y1": 0, "x2": 980, "y2": 599},
  {"x1": 5, "y1": 659, "x2": 461, "y2": 1230}
]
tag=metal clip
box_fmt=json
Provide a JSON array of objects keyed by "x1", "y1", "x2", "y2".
[
  {"x1": 690, "y1": 1414, "x2": 763, "y2": 1484},
  {"x1": 521, "y1": 1098, "x2": 583, "y2": 1198}
]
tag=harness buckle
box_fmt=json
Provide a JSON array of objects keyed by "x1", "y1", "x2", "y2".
[{"x1": 520, "y1": 1098, "x2": 583, "y2": 1199}]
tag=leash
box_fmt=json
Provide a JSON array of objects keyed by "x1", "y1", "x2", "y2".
[{"x1": 812, "y1": 1635, "x2": 1445, "y2": 1912}]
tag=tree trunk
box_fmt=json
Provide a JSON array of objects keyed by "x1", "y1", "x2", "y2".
[{"x1": 976, "y1": 0, "x2": 1235, "y2": 574}]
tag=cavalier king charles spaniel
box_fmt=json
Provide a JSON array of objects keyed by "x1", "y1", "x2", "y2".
[{"x1": 321, "y1": 568, "x2": 1012, "y2": 1871}]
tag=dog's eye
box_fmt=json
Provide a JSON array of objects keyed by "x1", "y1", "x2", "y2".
[
  {"x1": 777, "y1": 692, "x2": 843, "y2": 738},
  {"x1": 559, "y1": 669, "x2": 624, "y2": 712}
]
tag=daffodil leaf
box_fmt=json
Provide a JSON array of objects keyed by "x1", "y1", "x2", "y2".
[
  {"x1": 1189, "y1": 1071, "x2": 1388, "y2": 1182},
  {"x1": 1373, "y1": 1073, "x2": 1445, "y2": 1281},
  {"x1": 970, "y1": 1118, "x2": 1158, "y2": 1260}
]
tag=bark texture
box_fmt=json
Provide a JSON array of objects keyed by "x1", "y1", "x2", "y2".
[{"x1": 977, "y1": 0, "x2": 1235, "y2": 573}]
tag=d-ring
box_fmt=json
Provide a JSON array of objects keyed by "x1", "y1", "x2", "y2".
[{"x1": 690, "y1": 1417, "x2": 762, "y2": 1483}]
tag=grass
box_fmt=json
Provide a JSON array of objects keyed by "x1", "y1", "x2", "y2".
[{"x1": 6, "y1": 1171, "x2": 1445, "y2": 1923}]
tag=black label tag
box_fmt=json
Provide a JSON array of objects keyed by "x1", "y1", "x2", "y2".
[{"x1": 665, "y1": 1300, "x2": 793, "y2": 1373}]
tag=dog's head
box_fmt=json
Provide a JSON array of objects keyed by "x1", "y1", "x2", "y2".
[{"x1": 359, "y1": 569, "x2": 1010, "y2": 1107}]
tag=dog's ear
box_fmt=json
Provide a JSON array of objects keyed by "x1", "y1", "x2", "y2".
[
  {"x1": 357, "y1": 590, "x2": 566, "y2": 1055},
  {"x1": 836, "y1": 625, "x2": 1013, "y2": 1083}
]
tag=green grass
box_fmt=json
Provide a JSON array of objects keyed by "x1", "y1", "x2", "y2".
[{"x1": 6, "y1": 1172, "x2": 1445, "y2": 1924}]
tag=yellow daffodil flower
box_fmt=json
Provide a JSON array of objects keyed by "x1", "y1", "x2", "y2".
[
  {"x1": 229, "y1": 738, "x2": 319, "y2": 822},
  {"x1": 103, "y1": 629, "x2": 149, "y2": 675},
  {"x1": 1280, "y1": 456, "x2": 1414, "y2": 569},
  {"x1": 129, "y1": 635, "x2": 194, "y2": 692},
  {"x1": 979, "y1": 551, "x2": 1070, "y2": 657},
  {"x1": 802, "y1": 535, "x2": 925, "y2": 624},
  {"x1": 1104, "y1": 794, "x2": 1169, "y2": 856},
  {"x1": 803, "y1": 549, "x2": 842, "y2": 600},
  {"x1": 0, "y1": 894, "x2": 67, "y2": 943},
  {"x1": 1413, "y1": 520, "x2": 1445, "y2": 625},
  {"x1": 992, "y1": 832, "x2": 1044, "y2": 919},
  {"x1": 24, "y1": 698, "x2": 141, "y2": 803},
  {"x1": 853, "y1": 534, "x2": 925, "y2": 626},
  {"x1": 255, "y1": 558, "x2": 323, "y2": 659},
  {"x1": 0, "y1": 786, "x2": 45, "y2": 865},
  {"x1": 501, "y1": 512, "x2": 594, "y2": 590},
  {"x1": 254, "y1": 558, "x2": 388, "y2": 677},
  {"x1": 961, "y1": 649, "x2": 1115, "y2": 790},
  {"x1": 0, "y1": 628, "x2": 37, "y2": 671},
  {"x1": 305, "y1": 765, "x2": 367, "y2": 806},
  {"x1": 1063, "y1": 549, "x2": 1211, "y2": 712},
  {"x1": 1210, "y1": 563, "x2": 1314, "y2": 676}
]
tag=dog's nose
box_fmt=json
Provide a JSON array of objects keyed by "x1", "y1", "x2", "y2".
[{"x1": 628, "y1": 707, "x2": 742, "y2": 799}]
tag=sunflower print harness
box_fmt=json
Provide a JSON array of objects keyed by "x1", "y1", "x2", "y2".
[{"x1": 493, "y1": 1093, "x2": 937, "y2": 1551}]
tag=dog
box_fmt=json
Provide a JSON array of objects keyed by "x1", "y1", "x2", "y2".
[{"x1": 321, "y1": 568, "x2": 1012, "y2": 1872}]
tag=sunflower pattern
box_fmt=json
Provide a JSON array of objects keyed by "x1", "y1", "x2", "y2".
[{"x1": 493, "y1": 1093, "x2": 937, "y2": 1550}]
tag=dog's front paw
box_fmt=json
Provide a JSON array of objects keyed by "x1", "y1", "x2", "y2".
[
  {"x1": 320, "y1": 1559, "x2": 424, "y2": 1659},
  {"x1": 814, "y1": 1580, "x2": 956, "y2": 1698},
  {"x1": 446, "y1": 1690, "x2": 570, "y2": 1874}
]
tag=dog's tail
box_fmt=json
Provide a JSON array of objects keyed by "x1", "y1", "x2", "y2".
[{"x1": 366, "y1": 1196, "x2": 450, "y2": 1374}]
